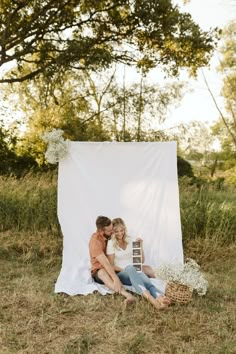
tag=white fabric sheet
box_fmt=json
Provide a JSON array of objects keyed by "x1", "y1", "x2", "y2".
[{"x1": 55, "y1": 141, "x2": 183, "y2": 295}]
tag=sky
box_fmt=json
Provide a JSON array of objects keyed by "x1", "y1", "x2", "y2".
[
  {"x1": 162, "y1": 0, "x2": 236, "y2": 129},
  {"x1": 113, "y1": 0, "x2": 236, "y2": 134}
]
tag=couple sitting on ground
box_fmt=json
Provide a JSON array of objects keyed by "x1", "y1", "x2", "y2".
[{"x1": 89, "y1": 216, "x2": 171, "y2": 310}]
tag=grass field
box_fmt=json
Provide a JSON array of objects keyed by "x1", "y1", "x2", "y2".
[
  {"x1": 0, "y1": 175, "x2": 236, "y2": 353},
  {"x1": 1, "y1": 174, "x2": 236, "y2": 245},
  {"x1": 0, "y1": 230, "x2": 236, "y2": 354}
]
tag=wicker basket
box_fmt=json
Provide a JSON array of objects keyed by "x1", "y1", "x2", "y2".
[{"x1": 165, "y1": 282, "x2": 193, "y2": 304}]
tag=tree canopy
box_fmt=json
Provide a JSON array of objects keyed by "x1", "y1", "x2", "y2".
[
  {"x1": 0, "y1": 0, "x2": 217, "y2": 83},
  {"x1": 217, "y1": 21, "x2": 236, "y2": 147}
]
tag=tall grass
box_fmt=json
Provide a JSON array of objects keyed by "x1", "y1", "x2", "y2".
[
  {"x1": 0, "y1": 172, "x2": 60, "y2": 233},
  {"x1": 0, "y1": 173, "x2": 235, "y2": 246},
  {"x1": 179, "y1": 180, "x2": 236, "y2": 245}
]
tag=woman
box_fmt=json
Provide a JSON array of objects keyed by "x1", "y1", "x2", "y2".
[{"x1": 106, "y1": 218, "x2": 171, "y2": 310}]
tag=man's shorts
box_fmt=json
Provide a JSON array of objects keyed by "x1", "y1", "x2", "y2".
[{"x1": 92, "y1": 270, "x2": 104, "y2": 284}]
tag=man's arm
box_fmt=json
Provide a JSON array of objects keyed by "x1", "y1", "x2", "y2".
[{"x1": 107, "y1": 253, "x2": 123, "y2": 272}]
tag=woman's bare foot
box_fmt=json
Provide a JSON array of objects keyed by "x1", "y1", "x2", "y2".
[
  {"x1": 154, "y1": 297, "x2": 169, "y2": 310},
  {"x1": 142, "y1": 290, "x2": 167, "y2": 310},
  {"x1": 158, "y1": 295, "x2": 171, "y2": 305}
]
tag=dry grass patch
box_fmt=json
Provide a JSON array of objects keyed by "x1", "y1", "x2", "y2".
[{"x1": 0, "y1": 232, "x2": 236, "y2": 354}]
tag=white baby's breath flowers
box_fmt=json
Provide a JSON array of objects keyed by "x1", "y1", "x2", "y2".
[
  {"x1": 154, "y1": 258, "x2": 208, "y2": 296},
  {"x1": 42, "y1": 129, "x2": 69, "y2": 164}
]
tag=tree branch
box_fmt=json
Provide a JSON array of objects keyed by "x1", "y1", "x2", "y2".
[
  {"x1": 0, "y1": 69, "x2": 42, "y2": 83},
  {"x1": 201, "y1": 69, "x2": 236, "y2": 147}
]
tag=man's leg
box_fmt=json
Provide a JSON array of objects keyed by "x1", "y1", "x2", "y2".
[{"x1": 92, "y1": 270, "x2": 104, "y2": 284}]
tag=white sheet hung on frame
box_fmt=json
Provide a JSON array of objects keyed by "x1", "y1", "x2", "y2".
[{"x1": 55, "y1": 141, "x2": 183, "y2": 296}]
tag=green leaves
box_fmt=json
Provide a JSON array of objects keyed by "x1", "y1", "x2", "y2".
[{"x1": 0, "y1": 0, "x2": 217, "y2": 83}]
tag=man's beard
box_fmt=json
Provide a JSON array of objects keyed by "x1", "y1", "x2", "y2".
[{"x1": 104, "y1": 233, "x2": 111, "y2": 240}]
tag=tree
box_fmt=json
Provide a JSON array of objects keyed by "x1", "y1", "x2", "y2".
[
  {"x1": 0, "y1": 119, "x2": 37, "y2": 175},
  {"x1": 0, "y1": 121, "x2": 15, "y2": 174},
  {"x1": 177, "y1": 156, "x2": 194, "y2": 178},
  {"x1": 111, "y1": 74, "x2": 185, "y2": 141},
  {"x1": 0, "y1": 0, "x2": 217, "y2": 83},
  {"x1": 170, "y1": 121, "x2": 223, "y2": 177},
  {"x1": 1, "y1": 66, "x2": 186, "y2": 165},
  {"x1": 172, "y1": 121, "x2": 215, "y2": 156},
  {"x1": 217, "y1": 21, "x2": 236, "y2": 147},
  {"x1": 211, "y1": 120, "x2": 236, "y2": 171}
]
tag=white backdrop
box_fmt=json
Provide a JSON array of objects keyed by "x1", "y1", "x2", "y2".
[{"x1": 55, "y1": 141, "x2": 183, "y2": 295}]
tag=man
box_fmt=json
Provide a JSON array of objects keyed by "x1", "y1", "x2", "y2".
[{"x1": 89, "y1": 215, "x2": 135, "y2": 304}]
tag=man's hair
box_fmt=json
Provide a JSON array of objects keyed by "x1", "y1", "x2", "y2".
[{"x1": 96, "y1": 216, "x2": 111, "y2": 230}]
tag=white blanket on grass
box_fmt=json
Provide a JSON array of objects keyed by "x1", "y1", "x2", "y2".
[{"x1": 55, "y1": 141, "x2": 183, "y2": 296}]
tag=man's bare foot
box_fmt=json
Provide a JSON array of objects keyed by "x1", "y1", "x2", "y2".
[{"x1": 124, "y1": 295, "x2": 136, "y2": 306}]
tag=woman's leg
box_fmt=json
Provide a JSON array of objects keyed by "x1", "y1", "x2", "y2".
[
  {"x1": 142, "y1": 265, "x2": 156, "y2": 278},
  {"x1": 142, "y1": 290, "x2": 169, "y2": 309},
  {"x1": 121, "y1": 265, "x2": 148, "y2": 295},
  {"x1": 122, "y1": 265, "x2": 163, "y2": 299},
  {"x1": 138, "y1": 271, "x2": 171, "y2": 305},
  {"x1": 116, "y1": 270, "x2": 132, "y2": 287},
  {"x1": 138, "y1": 272, "x2": 161, "y2": 298},
  {"x1": 117, "y1": 268, "x2": 158, "y2": 297},
  {"x1": 123, "y1": 265, "x2": 170, "y2": 309}
]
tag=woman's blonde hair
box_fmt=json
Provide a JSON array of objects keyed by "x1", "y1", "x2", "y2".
[{"x1": 111, "y1": 218, "x2": 129, "y2": 249}]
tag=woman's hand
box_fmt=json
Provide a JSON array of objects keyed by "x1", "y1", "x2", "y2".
[
  {"x1": 135, "y1": 237, "x2": 145, "y2": 262},
  {"x1": 135, "y1": 237, "x2": 143, "y2": 246}
]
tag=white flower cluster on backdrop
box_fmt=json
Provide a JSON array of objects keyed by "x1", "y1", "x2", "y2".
[
  {"x1": 154, "y1": 258, "x2": 208, "y2": 296},
  {"x1": 42, "y1": 129, "x2": 69, "y2": 164}
]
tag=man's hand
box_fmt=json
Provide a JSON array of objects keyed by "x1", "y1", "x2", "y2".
[
  {"x1": 113, "y1": 277, "x2": 123, "y2": 293},
  {"x1": 96, "y1": 253, "x2": 124, "y2": 292}
]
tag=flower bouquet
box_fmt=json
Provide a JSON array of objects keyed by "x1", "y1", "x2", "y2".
[
  {"x1": 42, "y1": 128, "x2": 69, "y2": 164},
  {"x1": 154, "y1": 258, "x2": 208, "y2": 304}
]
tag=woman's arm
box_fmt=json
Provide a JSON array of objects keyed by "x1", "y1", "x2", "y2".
[{"x1": 134, "y1": 238, "x2": 156, "y2": 278}]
